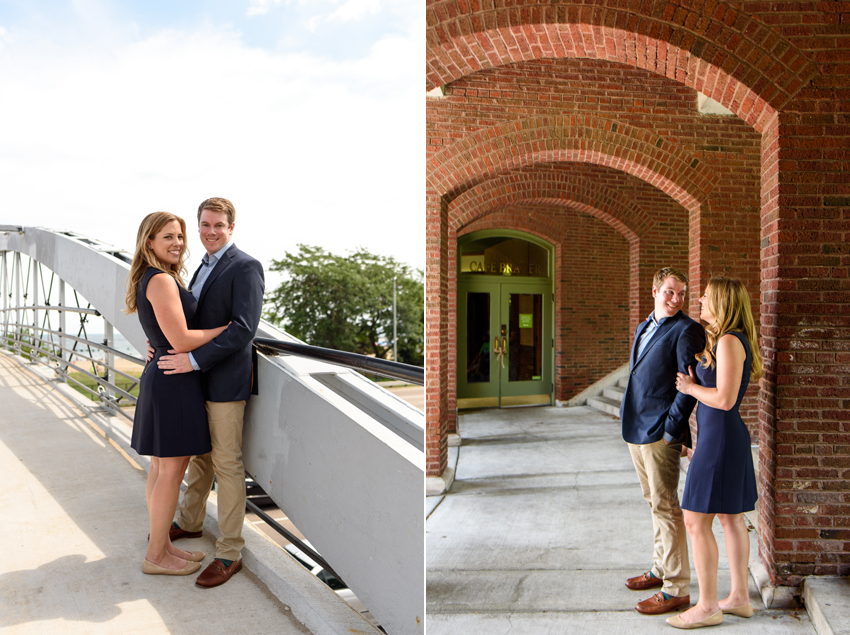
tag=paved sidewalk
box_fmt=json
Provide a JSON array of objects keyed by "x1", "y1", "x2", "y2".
[
  {"x1": 0, "y1": 350, "x2": 366, "y2": 635},
  {"x1": 426, "y1": 406, "x2": 823, "y2": 634}
]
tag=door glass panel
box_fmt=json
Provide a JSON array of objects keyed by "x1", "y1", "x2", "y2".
[
  {"x1": 508, "y1": 293, "x2": 542, "y2": 382},
  {"x1": 466, "y1": 292, "x2": 490, "y2": 383}
]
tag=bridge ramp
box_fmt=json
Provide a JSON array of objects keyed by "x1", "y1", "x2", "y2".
[{"x1": 0, "y1": 350, "x2": 372, "y2": 635}]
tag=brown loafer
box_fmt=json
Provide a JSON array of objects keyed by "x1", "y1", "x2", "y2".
[
  {"x1": 636, "y1": 591, "x2": 690, "y2": 615},
  {"x1": 626, "y1": 571, "x2": 664, "y2": 590},
  {"x1": 170, "y1": 525, "x2": 203, "y2": 541},
  {"x1": 147, "y1": 524, "x2": 203, "y2": 543},
  {"x1": 195, "y1": 558, "x2": 243, "y2": 588}
]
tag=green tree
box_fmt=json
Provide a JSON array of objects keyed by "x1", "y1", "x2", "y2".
[{"x1": 264, "y1": 245, "x2": 424, "y2": 366}]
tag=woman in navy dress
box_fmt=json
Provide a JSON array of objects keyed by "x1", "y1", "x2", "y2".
[
  {"x1": 669, "y1": 276, "x2": 763, "y2": 629},
  {"x1": 125, "y1": 212, "x2": 228, "y2": 576}
]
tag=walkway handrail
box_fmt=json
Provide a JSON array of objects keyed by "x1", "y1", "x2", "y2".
[
  {"x1": 253, "y1": 337, "x2": 424, "y2": 386},
  {"x1": 0, "y1": 305, "x2": 101, "y2": 315}
]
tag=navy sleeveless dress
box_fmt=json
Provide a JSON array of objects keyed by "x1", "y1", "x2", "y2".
[
  {"x1": 681, "y1": 331, "x2": 758, "y2": 514},
  {"x1": 130, "y1": 267, "x2": 211, "y2": 458}
]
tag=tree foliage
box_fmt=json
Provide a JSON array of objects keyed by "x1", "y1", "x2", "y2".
[{"x1": 264, "y1": 245, "x2": 424, "y2": 366}]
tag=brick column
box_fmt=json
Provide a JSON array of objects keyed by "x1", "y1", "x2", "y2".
[
  {"x1": 426, "y1": 192, "x2": 449, "y2": 477},
  {"x1": 760, "y1": 105, "x2": 850, "y2": 584}
]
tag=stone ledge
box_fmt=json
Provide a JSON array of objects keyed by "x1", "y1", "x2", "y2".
[{"x1": 802, "y1": 577, "x2": 850, "y2": 635}]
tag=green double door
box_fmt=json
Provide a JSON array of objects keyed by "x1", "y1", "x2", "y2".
[{"x1": 458, "y1": 280, "x2": 553, "y2": 409}]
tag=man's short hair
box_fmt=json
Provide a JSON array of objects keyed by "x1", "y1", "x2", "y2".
[
  {"x1": 653, "y1": 266, "x2": 689, "y2": 290},
  {"x1": 197, "y1": 197, "x2": 236, "y2": 225}
]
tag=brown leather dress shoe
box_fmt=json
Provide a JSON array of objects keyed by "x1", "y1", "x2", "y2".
[
  {"x1": 636, "y1": 591, "x2": 690, "y2": 615},
  {"x1": 626, "y1": 571, "x2": 664, "y2": 590},
  {"x1": 170, "y1": 525, "x2": 203, "y2": 541},
  {"x1": 195, "y1": 558, "x2": 243, "y2": 588}
]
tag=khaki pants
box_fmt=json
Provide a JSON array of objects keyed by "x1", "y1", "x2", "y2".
[
  {"x1": 176, "y1": 400, "x2": 247, "y2": 561},
  {"x1": 628, "y1": 439, "x2": 690, "y2": 597}
]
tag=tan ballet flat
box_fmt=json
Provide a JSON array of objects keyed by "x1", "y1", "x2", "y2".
[
  {"x1": 666, "y1": 610, "x2": 723, "y2": 629},
  {"x1": 721, "y1": 602, "x2": 754, "y2": 618},
  {"x1": 142, "y1": 559, "x2": 202, "y2": 576},
  {"x1": 185, "y1": 551, "x2": 205, "y2": 562}
]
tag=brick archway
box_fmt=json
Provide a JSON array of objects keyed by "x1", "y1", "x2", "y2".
[
  {"x1": 450, "y1": 205, "x2": 635, "y2": 416},
  {"x1": 450, "y1": 170, "x2": 648, "y2": 241},
  {"x1": 426, "y1": 0, "x2": 815, "y2": 132},
  {"x1": 449, "y1": 170, "x2": 645, "y2": 332},
  {"x1": 428, "y1": 114, "x2": 714, "y2": 214}
]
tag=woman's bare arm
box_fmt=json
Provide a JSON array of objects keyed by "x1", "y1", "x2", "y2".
[
  {"x1": 675, "y1": 333, "x2": 746, "y2": 411},
  {"x1": 146, "y1": 273, "x2": 227, "y2": 353}
]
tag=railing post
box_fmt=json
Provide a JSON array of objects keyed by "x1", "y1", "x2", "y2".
[
  {"x1": 1, "y1": 252, "x2": 7, "y2": 349},
  {"x1": 14, "y1": 252, "x2": 22, "y2": 356},
  {"x1": 104, "y1": 319, "x2": 115, "y2": 410},
  {"x1": 31, "y1": 258, "x2": 39, "y2": 364},
  {"x1": 58, "y1": 278, "x2": 68, "y2": 378}
]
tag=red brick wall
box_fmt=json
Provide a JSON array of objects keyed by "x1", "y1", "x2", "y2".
[
  {"x1": 428, "y1": 59, "x2": 761, "y2": 428},
  {"x1": 426, "y1": 0, "x2": 850, "y2": 584},
  {"x1": 426, "y1": 194, "x2": 449, "y2": 477},
  {"x1": 426, "y1": 0, "x2": 850, "y2": 583},
  {"x1": 760, "y1": 84, "x2": 850, "y2": 582}
]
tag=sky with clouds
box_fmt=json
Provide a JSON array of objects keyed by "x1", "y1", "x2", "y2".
[{"x1": 0, "y1": 0, "x2": 423, "y2": 287}]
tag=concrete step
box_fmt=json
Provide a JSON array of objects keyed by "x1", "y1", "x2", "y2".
[
  {"x1": 803, "y1": 577, "x2": 850, "y2": 635},
  {"x1": 586, "y1": 395, "x2": 621, "y2": 417},
  {"x1": 602, "y1": 386, "x2": 625, "y2": 402},
  {"x1": 617, "y1": 375, "x2": 630, "y2": 389}
]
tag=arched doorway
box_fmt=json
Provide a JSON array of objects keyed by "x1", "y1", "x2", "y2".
[{"x1": 456, "y1": 229, "x2": 554, "y2": 409}]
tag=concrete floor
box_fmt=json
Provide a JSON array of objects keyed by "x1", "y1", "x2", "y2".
[
  {"x1": 426, "y1": 406, "x2": 820, "y2": 635},
  {"x1": 0, "y1": 350, "x2": 374, "y2": 635}
]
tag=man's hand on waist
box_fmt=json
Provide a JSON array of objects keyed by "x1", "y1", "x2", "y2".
[{"x1": 157, "y1": 351, "x2": 194, "y2": 375}]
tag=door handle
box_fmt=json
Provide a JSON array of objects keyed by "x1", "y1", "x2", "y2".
[{"x1": 493, "y1": 334, "x2": 507, "y2": 368}]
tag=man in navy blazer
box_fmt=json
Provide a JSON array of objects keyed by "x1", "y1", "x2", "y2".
[
  {"x1": 157, "y1": 197, "x2": 264, "y2": 588},
  {"x1": 620, "y1": 267, "x2": 705, "y2": 615}
]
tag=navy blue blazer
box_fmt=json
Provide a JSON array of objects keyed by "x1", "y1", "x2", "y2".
[
  {"x1": 619, "y1": 310, "x2": 705, "y2": 447},
  {"x1": 189, "y1": 244, "x2": 265, "y2": 402}
]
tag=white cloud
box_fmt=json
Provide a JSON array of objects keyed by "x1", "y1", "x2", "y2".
[
  {"x1": 0, "y1": 19, "x2": 423, "y2": 279},
  {"x1": 246, "y1": 0, "x2": 284, "y2": 17},
  {"x1": 302, "y1": 0, "x2": 382, "y2": 31},
  {"x1": 327, "y1": 0, "x2": 381, "y2": 23},
  {"x1": 0, "y1": 25, "x2": 13, "y2": 47}
]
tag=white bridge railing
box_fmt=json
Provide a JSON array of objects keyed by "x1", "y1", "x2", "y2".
[{"x1": 0, "y1": 225, "x2": 424, "y2": 635}]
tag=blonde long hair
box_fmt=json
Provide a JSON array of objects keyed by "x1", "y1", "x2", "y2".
[
  {"x1": 697, "y1": 276, "x2": 763, "y2": 381},
  {"x1": 124, "y1": 212, "x2": 189, "y2": 314}
]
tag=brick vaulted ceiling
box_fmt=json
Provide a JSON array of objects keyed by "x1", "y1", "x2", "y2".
[{"x1": 426, "y1": 0, "x2": 817, "y2": 133}]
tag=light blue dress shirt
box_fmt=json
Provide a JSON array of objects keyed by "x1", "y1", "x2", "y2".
[
  {"x1": 188, "y1": 240, "x2": 234, "y2": 371},
  {"x1": 636, "y1": 312, "x2": 669, "y2": 360}
]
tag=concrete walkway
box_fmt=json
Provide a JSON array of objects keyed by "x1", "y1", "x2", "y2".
[
  {"x1": 426, "y1": 406, "x2": 828, "y2": 634},
  {"x1": 0, "y1": 350, "x2": 374, "y2": 635}
]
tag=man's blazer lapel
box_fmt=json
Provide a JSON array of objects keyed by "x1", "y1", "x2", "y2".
[
  {"x1": 631, "y1": 320, "x2": 649, "y2": 368},
  {"x1": 188, "y1": 263, "x2": 203, "y2": 293},
  {"x1": 197, "y1": 245, "x2": 238, "y2": 308},
  {"x1": 634, "y1": 312, "x2": 680, "y2": 367}
]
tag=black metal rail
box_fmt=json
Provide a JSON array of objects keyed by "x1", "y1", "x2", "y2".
[
  {"x1": 253, "y1": 337, "x2": 424, "y2": 386},
  {"x1": 244, "y1": 498, "x2": 346, "y2": 586}
]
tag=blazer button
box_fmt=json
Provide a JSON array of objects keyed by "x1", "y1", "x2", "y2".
[{"x1": 631, "y1": 371, "x2": 636, "y2": 375}]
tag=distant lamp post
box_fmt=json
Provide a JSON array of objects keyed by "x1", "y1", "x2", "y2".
[{"x1": 393, "y1": 276, "x2": 398, "y2": 363}]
